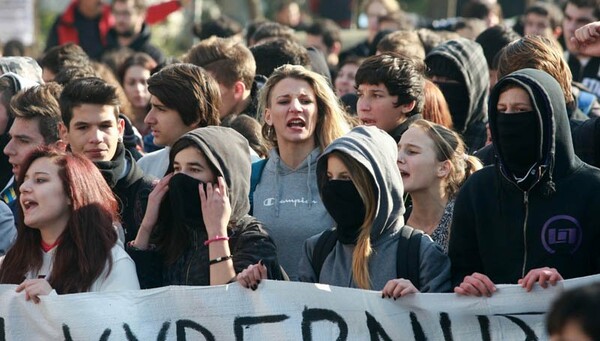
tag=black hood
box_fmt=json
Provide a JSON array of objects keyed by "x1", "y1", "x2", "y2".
[
  {"x1": 425, "y1": 38, "x2": 489, "y2": 134},
  {"x1": 168, "y1": 126, "x2": 251, "y2": 221},
  {"x1": 489, "y1": 68, "x2": 582, "y2": 194}
]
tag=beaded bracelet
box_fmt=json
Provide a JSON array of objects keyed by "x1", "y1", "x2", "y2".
[
  {"x1": 204, "y1": 235, "x2": 230, "y2": 246},
  {"x1": 209, "y1": 255, "x2": 233, "y2": 265}
]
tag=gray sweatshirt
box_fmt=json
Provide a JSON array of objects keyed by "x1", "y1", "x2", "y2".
[
  {"x1": 253, "y1": 148, "x2": 335, "y2": 280},
  {"x1": 297, "y1": 126, "x2": 451, "y2": 292}
]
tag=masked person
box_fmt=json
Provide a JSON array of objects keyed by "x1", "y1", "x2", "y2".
[
  {"x1": 127, "y1": 126, "x2": 284, "y2": 288},
  {"x1": 450, "y1": 69, "x2": 600, "y2": 297},
  {"x1": 239, "y1": 126, "x2": 450, "y2": 297},
  {"x1": 426, "y1": 38, "x2": 489, "y2": 152}
]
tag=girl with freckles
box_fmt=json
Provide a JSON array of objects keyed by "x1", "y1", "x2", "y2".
[{"x1": 0, "y1": 148, "x2": 139, "y2": 302}]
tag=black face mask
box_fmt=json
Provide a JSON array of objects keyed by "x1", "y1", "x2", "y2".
[
  {"x1": 435, "y1": 82, "x2": 470, "y2": 132},
  {"x1": 495, "y1": 111, "x2": 540, "y2": 177},
  {"x1": 168, "y1": 173, "x2": 207, "y2": 228},
  {"x1": 321, "y1": 180, "x2": 366, "y2": 245}
]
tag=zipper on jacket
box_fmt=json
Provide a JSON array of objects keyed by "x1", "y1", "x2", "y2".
[{"x1": 521, "y1": 191, "x2": 529, "y2": 278}]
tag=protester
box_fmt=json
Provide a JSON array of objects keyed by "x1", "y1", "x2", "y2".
[
  {"x1": 289, "y1": 126, "x2": 450, "y2": 296},
  {"x1": 376, "y1": 30, "x2": 426, "y2": 61},
  {"x1": 546, "y1": 282, "x2": 600, "y2": 341},
  {"x1": 305, "y1": 19, "x2": 343, "y2": 72},
  {"x1": 398, "y1": 119, "x2": 482, "y2": 253},
  {"x1": 450, "y1": 69, "x2": 600, "y2": 297},
  {"x1": 334, "y1": 56, "x2": 362, "y2": 98},
  {"x1": 104, "y1": 0, "x2": 165, "y2": 65},
  {"x1": 59, "y1": 77, "x2": 154, "y2": 244},
  {"x1": 184, "y1": 37, "x2": 261, "y2": 120},
  {"x1": 475, "y1": 25, "x2": 521, "y2": 88},
  {"x1": 251, "y1": 64, "x2": 350, "y2": 280},
  {"x1": 562, "y1": 0, "x2": 600, "y2": 98},
  {"x1": 118, "y1": 52, "x2": 157, "y2": 137},
  {"x1": 426, "y1": 38, "x2": 489, "y2": 152},
  {"x1": 137, "y1": 63, "x2": 221, "y2": 178},
  {"x1": 128, "y1": 126, "x2": 284, "y2": 288},
  {"x1": 522, "y1": 1, "x2": 563, "y2": 40},
  {"x1": 4, "y1": 83, "x2": 64, "y2": 217},
  {"x1": 356, "y1": 53, "x2": 425, "y2": 142},
  {"x1": 250, "y1": 38, "x2": 311, "y2": 79},
  {"x1": 0, "y1": 148, "x2": 140, "y2": 302}
]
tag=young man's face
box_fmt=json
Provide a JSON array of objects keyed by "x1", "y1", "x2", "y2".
[
  {"x1": 112, "y1": 1, "x2": 145, "y2": 38},
  {"x1": 563, "y1": 3, "x2": 598, "y2": 55},
  {"x1": 356, "y1": 83, "x2": 407, "y2": 133},
  {"x1": 524, "y1": 13, "x2": 554, "y2": 38},
  {"x1": 145, "y1": 96, "x2": 196, "y2": 147},
  {"x1": 4, "y1": 118, "x2": 47, "y2": 179},
  {"x1": 305, "y1": 34, "x2": 329, "y2": 56},
  {"x1": 64, "y1": 104, "x2": 124, "y2": 162}
]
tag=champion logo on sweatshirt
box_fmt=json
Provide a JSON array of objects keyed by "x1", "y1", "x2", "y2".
[{"x1": 263, "y1": 197, "x2": 319, "y2": 207}]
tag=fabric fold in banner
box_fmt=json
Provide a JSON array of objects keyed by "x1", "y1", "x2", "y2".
[{"x1": 1, "y1": 275, "x2": 599, "y2": 340}]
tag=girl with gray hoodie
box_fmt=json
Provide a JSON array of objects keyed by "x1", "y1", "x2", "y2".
[{"x1": 240, "y1": 126, "x2": 451, "y2": 297}]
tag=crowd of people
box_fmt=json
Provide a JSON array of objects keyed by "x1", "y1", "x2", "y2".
[{"x1": 1, "y1": 0, "x2": 600, "y2": 339}]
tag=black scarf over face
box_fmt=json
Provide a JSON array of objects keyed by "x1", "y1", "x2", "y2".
[
  {"x1": 321, "y1": 180, "x2": 366, "y2": 244},
  {"x1": 95, "y1": 142, "x2": 126, "y2": 188},
  {"x1": 168, "y1": 173, "x2": 207, "y2": 229},
  {"x1": 496, "y1": 110, "x2": 541, "y2": 178}
]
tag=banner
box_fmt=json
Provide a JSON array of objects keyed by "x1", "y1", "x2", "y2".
[{"x1": 1, "y1": 275, "x2": 599, "y2": 340}]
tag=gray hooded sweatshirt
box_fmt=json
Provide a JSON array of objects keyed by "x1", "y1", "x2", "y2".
[
  {"x1": 253, "y1": 148, "x2": 335, "y2": 280},
  {"x1": 297, "y1": 126, "x2": 451, "y2": 292}
]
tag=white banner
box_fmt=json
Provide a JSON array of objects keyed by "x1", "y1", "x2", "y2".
[{"x1": 1, "y1": 275, "x2": 599, "y2": 340}]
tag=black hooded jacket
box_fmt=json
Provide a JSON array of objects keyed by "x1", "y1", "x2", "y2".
[
  {"x1": 448, "y1": 69, "x2": 600, "y2": 286},
  {"x1": 425, "y1": 38, "x2": 488, "y2": 151},
  {"x1": 127, "y1": 126, "x2": 284, "y2": 288}
]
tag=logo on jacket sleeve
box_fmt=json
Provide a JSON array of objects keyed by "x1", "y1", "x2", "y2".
[{"x1": 541, "y1": 215, "x2": 582, "y2": 254}]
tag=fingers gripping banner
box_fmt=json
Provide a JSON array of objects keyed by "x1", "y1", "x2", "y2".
[{"x1": 1, "y1": 275, "x2": 599, "y2": 340}]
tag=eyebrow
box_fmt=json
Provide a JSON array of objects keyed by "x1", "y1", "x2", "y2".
[
  {"x1": 33, "y1": 171, "x2": 49, "y2": 176},
  {"x1": 174, "y1": 161, "x2": 204, "y2": 168}
]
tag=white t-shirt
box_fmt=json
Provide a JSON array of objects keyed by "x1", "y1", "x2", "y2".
[{"x1": 0, "y1": 244, "x2": 140, "y2": 292}]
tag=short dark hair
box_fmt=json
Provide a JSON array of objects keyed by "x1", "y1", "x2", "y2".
[
  {"x1": 250, "y1": 22, "x2": 296, "y2": 45},
  {"x1": 475, "y1": 25, "x2": 521, "y2": 68},
  {"x1": 40, "y1": 43, "x2": 90, "y2": 76},
  {"x1": 10, "y1": 83, "x2": 63, "y2": 144},
  {"x1": 184, "y1": 37, "x2": 256, "y2": 89},
  {"x1": 306, "y1": 19, "x2": 342, "y2": 50},
  {"x1": 547, "y1": 282, "x2": 600, "y2": 340},
  {"x1": 565, "y1": 0, "x2": 600, "y2": 20},
  {"x1": 355, "y1": 52, "x2": 425, "y2": 116},
  {"x1": 147, "y1": 63, "x2": 221, "y2": 127},
  {"x1": 193, "y1": 15, "x2": 242, "y2": 40},
  {"x1": 525, "y1": 2, "x2": 563, "y2": 30},
  {"x1": 60, "y1": 77, "x2": 120, "y2": 127},
  {"x1": 250, "y1": 38, "x2": 310, "y2": 77}
]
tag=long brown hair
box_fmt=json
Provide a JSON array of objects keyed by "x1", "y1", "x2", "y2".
[
  {"x1": 319, "y1": 151, "x2": 377, "y2": 290},
  {"x1": 0, "y1": 148, "x2": 119, "y2": 293}
]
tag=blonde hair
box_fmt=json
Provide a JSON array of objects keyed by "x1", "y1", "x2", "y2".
[
  {"x1": 411, "y1": 119, "x2": 482, "y2": 198},
  {"x1": 319, "y1": 151, "x2": 377, "y2": 289},
  {"x1": 258, "y1": 64, "x2": 351, "y2": 151}
]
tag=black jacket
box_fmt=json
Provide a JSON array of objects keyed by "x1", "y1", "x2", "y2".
[
  {"x1": 127, "y1": 127, "x2": 284, "y2": 288},
  {"x1": 96, "y1": 143, "x2": 155, "y2": 243},
  {"x1": 449, "y1": 69, "x2": 600, "y2": 286},
  {"x1": 105, "y1": 24, "x2": 165, "y2": 64}
]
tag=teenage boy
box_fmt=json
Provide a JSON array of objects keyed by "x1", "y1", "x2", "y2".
[
  {"x1": 563, "y1": 0, "x2": 600, "y2": 97},
  {"x1": 355, "y1": 52, "x2": 425, "y2": 142},
  {"x1": 138, "y1": 63, "x2": 221, "y2": 177},
  {"x1": 184, "y1": 37, "x2": 259, "y2": 119},
  {"x1": 59, "y1": 77, "x2": 154, "y2": 243}
]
